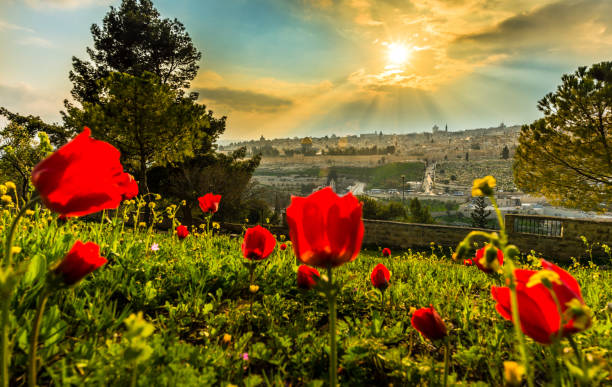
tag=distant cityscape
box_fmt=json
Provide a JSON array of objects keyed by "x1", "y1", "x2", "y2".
[{"x1": 220, "y1": 123, "x2": 611, "y2": 223}]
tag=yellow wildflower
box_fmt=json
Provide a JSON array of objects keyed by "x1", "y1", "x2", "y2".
[
  {"x1": 503, "y1": 361, "x2": 525, "y2": 386},
  {"x1": 11, "y1": 246, "x2": 21, "y2": 254},
  {"x1": 154, "y1": 194, "x2": 161, "y2": 200},
  {"x1": 138, "y1": 222, "x2": 147, "y2": 228},
  {"x1": 25, "y1": 210, "x2": 35, "y2": 216},
  {"x1": 222, "y1": 333, "x2": 232, "y2": 344},
  {"x1": 249, "y1": 285, "x2": 259, "y2": 293},
  {"x1": 471, "y1": 175, "x2": 496, "y2": 196},
  {"x1": 4, "y1": 182, "x2": 16, "y2": 191},
  {"x1": 0, "y1": 185, "x2": 6, "y2": 195},
  {"x1": 1, "y1": 195, "x2": 12, "y2": 204}
]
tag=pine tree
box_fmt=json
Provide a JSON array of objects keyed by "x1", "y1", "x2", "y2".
[
  {"x1": 471, "y1": 196, "x2": 491, "y2": 228},
  {"x1": 514, "y1": 62, "x2": 612, "y2": 211},
  {"x1": 501, "y1": 145, "x2": 510, "y2": 159}
]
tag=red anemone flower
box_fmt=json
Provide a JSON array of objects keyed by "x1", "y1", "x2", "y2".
[
  {"x1": 198, "y1": 193, "x2": 221, "y2": 214},
  {"x1": 463, "y1": 259, "x2": 473, "y2": 266},
  {"x1": 242, "y1": 225, "x2": 276, "y2": 260},
  {"x1": 176, "y1": 225, "x2": 189, "y2": 240},
  {"x1": 286, "y1": 187, "x2": 363, "y2": 268},
  {"x1": 371, "y1": 263, "x2": 390, "y2": 290},
  {"x1": 491, "y1": 259, "x2": 591, "y2": 344},
  {"x1": 382, "y1": 248, "x2": 391, "y2": 257},
  {"x1": 474, "y1": 244, "x2": 504, "y2": 273},
  {"x1": 411, "y1": 305, "x2": 448, "y2": 341},
  {"x1": 53, "y1": 241, "x2": 107, "y2": 286},
  {"x1": 297, "y1": 265, "x2": 320, "y2": 290},
  {"x1": 280, "y1": 243, "x2": 287, "y2": 251},
  {"x1": 118, "y1": 173, "x2": 138, "y2": 201},
  {"x1": 31, "y1": 127, "x2": 137, "y2": 217}
]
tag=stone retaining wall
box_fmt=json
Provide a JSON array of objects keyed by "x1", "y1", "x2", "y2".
[{"x1": 222, "y1": 214, "x2": 612, "y2": 262}]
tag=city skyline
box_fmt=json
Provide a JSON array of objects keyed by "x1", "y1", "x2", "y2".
[{"x1": 1, "y1": 0, "x2": 611, "y2": 140}]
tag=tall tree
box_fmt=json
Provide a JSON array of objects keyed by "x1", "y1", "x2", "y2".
[
  {"x1": 68, "y1": 0, "x2": 201, "y2": 104},
  {"x1": 470, "y1": 197, "x2": 491, "y2": 228},
  {"x1": 65, "y1": 72, "x2": 210, "y2": 193},
  {"x1": 514, "y1": 62, "x2": 612, "y2": 211}
]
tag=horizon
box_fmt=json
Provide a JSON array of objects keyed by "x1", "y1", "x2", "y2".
[{"x1": 1, "y1": 0, "x2": 611, "y2": 140}]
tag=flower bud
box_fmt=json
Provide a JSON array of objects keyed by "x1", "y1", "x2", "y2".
[{"x1": 503, "y1": 361, "x2": 525, "y2": 386}]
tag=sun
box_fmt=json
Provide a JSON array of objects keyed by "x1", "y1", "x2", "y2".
[{"x1": 387, "y1": 42, "x2": 410, "y2": 66}]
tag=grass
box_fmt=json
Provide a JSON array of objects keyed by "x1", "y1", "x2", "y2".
[{"x1": 3, "y1": 205, "x2": 612, "y2": 386}]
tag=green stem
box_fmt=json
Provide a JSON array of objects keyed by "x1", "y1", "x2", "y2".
[
  {"x1": 1, "y1": 196, "x2": 39, "y2": 387},
  {"x1": 249, "y1": 263, "x2": 255, "y2": 315},
  {"x1": 567, "y1": 335, "x2": 584, "y2": 370},
  {"x1": 1, "y1": 299, "x2": 9, "y2": 387},
  {"x1": 381, "y1": 290, "x2": 385, "y2": 312},
  {"x1": 129, "y1": 365, "x2": 137, "y2": 387},
  {"x1": 506, "y1": 261, "x2": 533, "y2": 387},
  {"x1": 327, "y1": 267, "x2": 337, "y2": 387},
  {"x1": 443, "y1": 340, "x2": 450, "y2": 387},
  {"x1": 489, "y1": 195, "x2": 506, "y2": 243},
  {"x1": 28, "y1": 290, "x2": 50, "y2": 387}
]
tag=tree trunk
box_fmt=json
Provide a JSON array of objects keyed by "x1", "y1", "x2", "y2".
[{"x1": 182, "y1": 203, "x2": 193, "y2": 226}]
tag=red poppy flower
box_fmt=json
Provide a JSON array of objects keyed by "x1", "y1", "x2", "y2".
[
  {"x1": 382, "y1": 248, "x2": 391, "y2": 257},
  {"x1": 280, "y1": 243, "x2": 287, "y2": 251},
  {"x1": 411, "y1": 305, "x2": 448, "y2": 341},
  {"x1": 491, "y1": 259, "x2": 591, "y2": 344},
  {"x1": 198, "y1": 193, "x2": 221, "y2": 213},
  {"x1": 119, "y1": 173, "x2": 138, "y2": 200},
  {"x1": 297, "y1": 265, "x2": 320, "y2": 290},
  {"x1": 31, "y1": 127, "x2": 137, "y2": 217},
  {"x1": 176, "y1": 225, "x2": 189, "y2": 240},
  {"x1": 474, "y1": 244, "x2": 504, "y2": 273},
  {"x1": 53, "y1": 240, "x2": 107, "y2": 286},
  {"x1": 463, "y1": 259, "x2": 473, "y2": 266},
  {"x1": 286, "y1": 187, "x2": 363, "y2": 268},
  {"x1": 242, "y1": 225, "x2": 276, "y2": 260},
  {"x1": 371, "y1": 263, "x2": 390, "y2": 290}
]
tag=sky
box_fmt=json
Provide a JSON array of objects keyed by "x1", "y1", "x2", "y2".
[{"x1": 0, "y1": 0, "x2": 611, "y2": 141}]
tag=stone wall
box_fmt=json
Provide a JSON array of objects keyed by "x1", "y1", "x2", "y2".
[{"x1": 222, "y1": 214, "x2": 612, "y2": 262}]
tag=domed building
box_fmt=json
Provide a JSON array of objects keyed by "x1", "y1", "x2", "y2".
[{"x1": 301, "y1": 137, "x2": 313, "y2": 153}]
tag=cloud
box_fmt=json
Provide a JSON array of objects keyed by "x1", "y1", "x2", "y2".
[
  {"x1": 195, "y1": 87, "x2": 293, "y2": 113},
  {"x1": 23, "y1": 0, "x2": 114, "y2": 9},
  {"x1": 0, "y1": 81, "x2": 62, "y2": 123},
  {"x1": 0, "y1": 20, "x2": 34, "y2": 33},
  {"x1": 18, "y1": 36, "x2": 54, "y2": 48},
  {"x1": 448, "y1": 0, "x2": 612, "y2": 60}
]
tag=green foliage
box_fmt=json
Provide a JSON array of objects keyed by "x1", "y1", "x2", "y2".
[
  {"x1": 514, "y1": 62, "x2": 612, "y2": 211},
  {"x1": 65, "y1": 71, "x2": 210, "y2": 193},
  {"x1": 409, "y1": 197, "x2": 434, "y2": 224},
  {"x1": 0, "y1": 107, "x2": 72, "y2": 147},
  {"x1": 2, "y1": 208, "x2": 611, "y2": 385},
  {"x1": 68, "y1": 0, "x2": 201, "y2": 104},
  {"x1": 148, "y1": 146, "x2": 261, "y2": 224},
  {"x1": 0, "y1": 123, "x2": 53, "y2": 198},
  {"x1": 357, "y1": 196, "x2": 407, "y2": 221}
]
